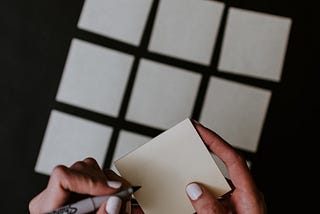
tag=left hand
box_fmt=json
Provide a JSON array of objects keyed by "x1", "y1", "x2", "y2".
[{"x1": 29, "y1": 157, "x2": 132, "y2": 214}]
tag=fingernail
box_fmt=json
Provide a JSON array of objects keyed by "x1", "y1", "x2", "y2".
[
  {"x1": 192, "y1": 119, "x2": 204, "y2": 127},
  {"x1": 186, "y1": 183, "x2": 203, "y2": 200},
  {"x1": 126, "y1": 200, "x2": 131, "y2": 214},
  {"x1": 106, "y1": 196, "x2": 122, "y2": 214},
  {"x1": 192, "y1": 119, "x2": 201, "y2": 125},
  {"x1": 107, "y1": 180, "x2": 122, "y2": 189}
]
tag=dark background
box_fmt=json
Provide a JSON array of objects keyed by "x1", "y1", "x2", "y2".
[{"x1": 1, "y1": 0, "x2": 318, "y2": 213}]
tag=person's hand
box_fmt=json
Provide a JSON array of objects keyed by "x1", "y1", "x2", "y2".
[
  {"x1": 186, "y1": 121, "x2": 267, "y2": 214},
  {"x1": 29, "y1": 157, "x2": 132, "y2": 214}
]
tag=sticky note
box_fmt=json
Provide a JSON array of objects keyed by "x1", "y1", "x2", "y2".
[
  {"x1": 77, "y1": 0, "x2": 153, "y2": 45},
  {"x1": 125, "y1": 59, "x2": 201, "y2": 130},
  {"x1": 111, "y1": 130, "x2": 152, "y2": 174},
  {"x1": 148, "y1": 0, "x2": 224, "y2": 64},
  {"x1": 200, "y1": 77, "x2": 271, "y2": 152},
  {"x1": 218, "y1": 7, "x2": 292, "y2": 81},
  {"x1": 35, "y1": 110, "x2": 113, "y2": 175},
  {"x1": 56, "y1": 39, "x2": 134, "y2": 117},
  {"x1": 114, "y1": 118, "x2": 231, "y2": 214}
]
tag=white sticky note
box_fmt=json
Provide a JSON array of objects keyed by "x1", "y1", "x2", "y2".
[
  {"x1": 111, "y1": 130, "x2": 152, "y2": 174},
  {"x1": 218, "y1": 7, "x2": 292, "y2": 81},
  {"x1": 56, "y1": 39, "x2": 133, "y2": 116},
  {"x1": 126, "y1": 59, "x2": 201, "y2": 130},
  {"x1": 200, "y1": 77, "x2": 271, "y2": 152},
  {"x1": 149, "y1": 0, "x2": 224, "y2": 64},
  {"x1": 78, "y1": 0, "x2": 153, "y2": 45},
  {"x1": 115, "y1": 118, "x2": 231, "y2": 214},
  {"x1": 35, "y1": 110, "x2": 113, "y2": 175}
]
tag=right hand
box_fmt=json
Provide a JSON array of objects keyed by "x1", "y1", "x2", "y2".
[{"x1": 185, "y1": 121, "x2": 267, "y2": 214}]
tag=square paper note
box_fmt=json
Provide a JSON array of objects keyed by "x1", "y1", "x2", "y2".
[
  {"x1": 78, "y1": 0, "x2": 152, "y2": 45},
  {"x1": 111, "y1": 130, "x2": 152, "y2": 174},
  {"x1": 218, "y1": 7, "x2": 292, "y2": 81},
  {"x1": 125, "y1": 59, "x2": 201, "y2": 130},
  {"x1": 114, "y1": 118, "x2": 231, "y2": 214},
  {"x1": 149, "y1": 0, "x2": 224, "y2": 64},
  {"x1": 56, "y1": 38, "x2": 133, "y2": 117},
  {"x1": 200, "y1": 77, "x2": 271, "y2": 152},
  {"x1": 35, "y1": 110, "x2": 113, "y2": 175}
]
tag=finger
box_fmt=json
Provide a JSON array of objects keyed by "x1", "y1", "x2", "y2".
[
  {"x1": 70, "y1": 160, "x2": 100, "y2": 179},
  {"x1": 186, "y1": 182, "x2": 225, "y2": 214},
  {"x1": 70, "y1": 159, "x2": 123, "y2": 190},
  {"x1": 82, "y1": 157, "x2": 103, "y2": 171},
  {"x1": 131, "y1": 199, "x2": 144, "y2": 214},
  {"x1": 30, "y1": 165, "x2": 119, "y2": 213},
  {"x1": 192, "y1": 121, "x2": 256, "y2": 191},
  {"x1": 125, "y1": 200, "x2": 131, "y2": 214},
  {"x1": 105, "y1": 169, "x2": 130, "y2": 189},
  {"x1": 96, "y1": 200, "x2": 107, "y2": 214},
  {"x1": 49, "y1": 165, "x2": 119, "y2": 197},
  {"x1": 105, "y1": 169, "x2": 123, "y2": 181},
  {"x1": 96, "y1": 196, "x2": 122, "y2": 214},
  {"x1": 70, "y1": 158, "x2": 105, "y2": 180},
  {"x1": 132, "y1": 205, "x2": 144, "y2": 214}
]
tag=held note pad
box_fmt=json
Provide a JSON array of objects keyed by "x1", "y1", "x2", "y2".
[{"x1": 114, "y1": 118, "x2": 231, "y2": 213}]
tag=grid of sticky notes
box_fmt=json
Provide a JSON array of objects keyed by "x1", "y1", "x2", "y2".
[{"x1": 35, "y1": 0, "x2": 292, "y2": 175}]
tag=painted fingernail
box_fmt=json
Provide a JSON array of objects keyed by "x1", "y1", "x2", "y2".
[
  {"x1": 107, "y1": 180, "x2": 122, "y2": 189},
  {"x1": 186, "y1": 183, "x2": 203, "y2": 200},
  {"x1": 106, "y1": 196, "x2": 122, "y2": 214},
  {"x1": 126, "y1": 200, "x2": 131, "y2": 214}
]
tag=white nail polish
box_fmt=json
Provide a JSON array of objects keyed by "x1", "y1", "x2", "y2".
[
  {"x1": 107, "y1": 180, "x2": 122, "y2": 189},
  {"x1": 106, "y1": 196, "x2": 122, "y2": 214},
  {"x1": 186, "y1": 183, "x2": 203, "y2": 200}
]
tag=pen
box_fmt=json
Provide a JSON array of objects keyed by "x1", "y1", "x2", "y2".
[{"x1": 45, "y1": 186, "x2": 141, "y2": 214}]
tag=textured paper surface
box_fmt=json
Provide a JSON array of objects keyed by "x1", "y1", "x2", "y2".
[
  {"x1": 200, "y1": 77, "x2": 271, "y2": 152},
  {"x1": 78, "y1": 0, "x2": 152, "y2": 45},
  {"x1": 149, "y1": 0, "x2": 224, "y2": 64},
  {"x1": 35, "y1": 110, "x2": 112, "y2": 175},
  {"x1": 114, "y1": 118, "x2": 231, "y2": 214},
  {"x1": 111, "y1": 131, "x2": 152, "y2": 174},
  {"x1": 56, "y1": 39, "x2": 133, "y2": 116},
  {"x1": 218, "y1": 7, "x2": 292, "y2": 81},
  {"x1": 125, "y1": 59, "x2": 201, "y2": 130}
]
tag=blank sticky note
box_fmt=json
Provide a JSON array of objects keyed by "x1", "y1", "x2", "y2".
[
  {"x1": 114, "y1": 118, "x2": 231, "y2": 214},
  {"x1": 218, "y1": 7, "x2": 292, "y2": 81},
  {"x1": 78, "y1": 0, "x2": 153, "y2": 45},
  {"x1": 35, "y1": 110, "x2": 113, "y2": 175},
  {"x1": 200, "y1": 77, "x2": 271, "y2": 152},
  {"x1": 126, "y1": 59, "x2": 201, "y2": 130},
  {"x1": 56, "y1": 39, "x2": 133, "y2": 116},
  {"x1": 110, "y1": 130, "x2": 152, "y2": 174},
  {"x1": 149, "y1": 0, "x2": 224, "y2": 64}
]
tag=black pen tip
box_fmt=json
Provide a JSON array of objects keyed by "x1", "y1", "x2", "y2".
[{"x1": 132, "y1": 186, "x2": 141, "y2": 192}]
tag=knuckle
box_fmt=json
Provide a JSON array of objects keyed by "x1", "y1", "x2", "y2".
[
  {"x1": 51, "y1": 165, "x2": 68, "y2": 177},
  {"x1": 83, "y1": 157, "x2": 98, "y2": 165},
  {"x1": 49, "y1": 165, "x2": 70, "y2": 186},
  {"x1": 70, "y1": 161, "x2": 87, "y2": 170}
]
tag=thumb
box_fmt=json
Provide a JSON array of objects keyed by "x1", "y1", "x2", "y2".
[{"x1": 186, "y1": 182, "x2": 225, "y2": 214}]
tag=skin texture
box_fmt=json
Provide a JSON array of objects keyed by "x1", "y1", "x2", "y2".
[
  {"x1": 29, "y1": 121, "x2": 267, "y2": 214},
  {"x1": 187, "y1": 121, "x2": 267, "y2": 214},
  {"x1": 29, "y1": 157, "x2": 131, "y2": 214}
]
